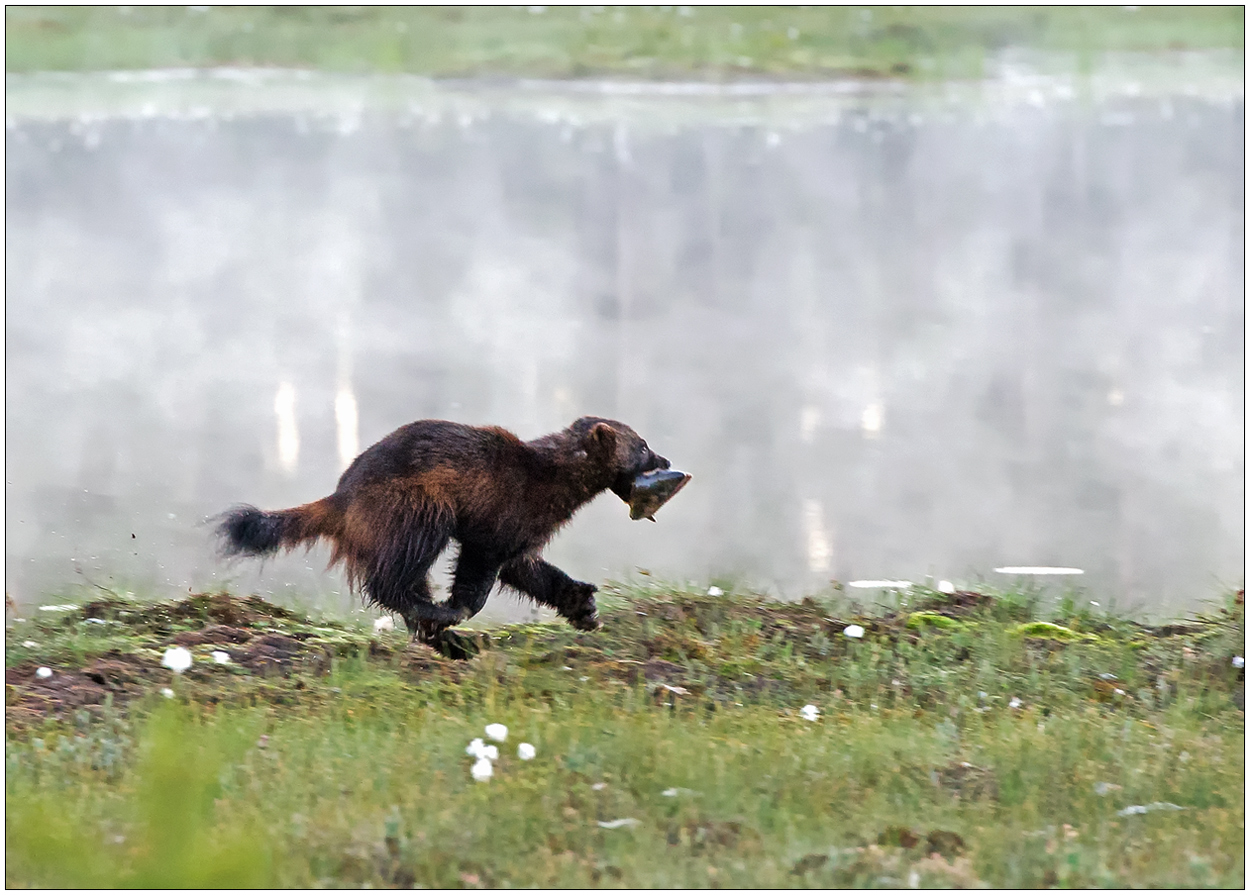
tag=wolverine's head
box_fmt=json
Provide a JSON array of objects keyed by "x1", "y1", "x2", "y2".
[{"x1": 569, "y1": 416, "x2": 671, "y2": 502}]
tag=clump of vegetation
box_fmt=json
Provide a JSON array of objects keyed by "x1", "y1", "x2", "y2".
[
  {"x1": 5, "y1": 6, "x2": 1244, "y2": 79},
  {"x1": 5, "y1": 583, "x2": 1244, "y2": 887}
]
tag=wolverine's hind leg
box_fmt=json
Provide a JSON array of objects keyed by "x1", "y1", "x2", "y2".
[{"x1": 347, "y1": 489, "x2": 461, "y2": 639}]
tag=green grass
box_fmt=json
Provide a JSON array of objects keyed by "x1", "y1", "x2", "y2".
[
  {"x1": 5, "y1": 584, "x2": 1244, "y2": 887},
  {"x1": 5, "y1": 6, "x2": 1244, "y2": 79}
]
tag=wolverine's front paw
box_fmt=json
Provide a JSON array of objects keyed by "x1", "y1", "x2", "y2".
[
  {"x1": 567, "y1": 610, "x2": 601, "y2": 632},
  {"x1": 563, "y1": 582, "x2": 600, "y2": 632}
]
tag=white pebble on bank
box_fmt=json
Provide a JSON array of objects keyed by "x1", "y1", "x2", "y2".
[
  {"x1": 211, "y1": 650, "x2": 231, "y2": 664},
  {"x1": 35, "y1": 666, "x2": 52, "y2": 679},
  {"x1": 1234, "y1": 656, "x2": 1244, "y2": 669}
]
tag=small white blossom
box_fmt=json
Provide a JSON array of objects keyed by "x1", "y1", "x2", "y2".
[
  {"x1": 465, "y1": 739, "x2": 498, "y2": 761},
  {"x1": 517, "y1": 742, "x2": 536, "y2": 760},
  {"x1": 485, "y1": 723, "x2": 508, "y2": 742},
  {"x1": 1234, "y1": 656, "x2": 1245, "y2": 669},
  {"x1": 843, "y1": 624, "x2": 865, "y2": 639},
  {"x1": 161, "y1": 687, "x2": 175, "y2": 698},
  {"x1": 937, "y1": 580, "x2": 955, "y2": 593},
  {"x1": 373, "y1": 616, "x2": 395, "y2": 633},
  {"x1": 1009, "y1": 696, "x2": 1022, "y2": 709},
  {"x1": 707, "y1": 586, "x2": 724, "y2": 597},
  {"x1": 162, "y1": 646, "x2": 193, "y2": 673},
  {"x1": 35, "y1": 666, "x2": 52, "y2": 679},
  {"x1": 799, "y1": 704, "x2": 820, "y2": 721},
  {"x1": 211, "y1": 650, "x2": 231, "y2": 665},
  {"x1": 470, "y1": 757, "x2": 493, "y2": 782}
]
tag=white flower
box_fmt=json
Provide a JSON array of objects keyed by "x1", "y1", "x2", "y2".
[
  {"x1": 162, "y1": 646, "x2": 193, "y2": 673},
  {"x1": 465, "y1": 739, "x2": 498, "y2": 761},
  {"x1": 517, "y1": 743, "x2": 536, "y2": 760},
  {"x1": 373, "y1": 616, "x2": 395, "y2": 633},
  {"x1": 843, "y1": 624, "x2": 865, "y2": 639},
  {"x1": 161, "y1": 687, "x2": 175, "y2": 699},
  {"x1": 1234, "y1": 656, "x2": 1245, "y2": 669},
  {"x1": 35, "y1": 667, "x2": 52, "y2": 679},
  {"x1": 799, "y1": 704, "x2": 820, "y2": 721},
  {"x1": 211, "y1": 650, "x2": 231, "y2": 665},
  {"x1": 485, "y1": 723, "x2": 508, "y2": 742},
  {"x1": 471, "y1": 757, "x2": 493, "y2": 782},
  {"x1": 937, "y1": 580, "x2": 955, "y2": 594},
  {"x1": 707, "y1": 586, "x2": 724, "y2": 597},
  {"x1": 1009, "y1": 696, "x2": 1022, "y2": 709}
]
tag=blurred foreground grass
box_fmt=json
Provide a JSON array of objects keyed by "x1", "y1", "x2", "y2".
[
  {"x1": 5, "y1": 583, "x2": 1244, "y2": 887},
  {"x1": 5, "y1": 6, "x2": 1244, "y2": 79}
]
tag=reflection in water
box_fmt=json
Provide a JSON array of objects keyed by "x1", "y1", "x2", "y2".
[
  {"x1": 4, "y1": 63, "x2": 1244, "y2": 617},
  {"x1": 334, "y1": 388, "x2": 359, "y2": 471},
  {"x1": 274, "y1": 382, "x2": 300, "y2": 477}
]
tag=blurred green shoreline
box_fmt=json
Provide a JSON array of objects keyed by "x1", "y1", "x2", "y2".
[{"x1": 6, "y1": 6, "x2": 1244, "y2": 80}]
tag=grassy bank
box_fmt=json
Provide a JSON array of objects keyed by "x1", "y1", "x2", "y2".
[
  {"x1": 5, "y1": 6, "x2": 1244, "y2": 79},
  {"x1": 5, "y1": 584, "x2": 1244, "y2": 887}
]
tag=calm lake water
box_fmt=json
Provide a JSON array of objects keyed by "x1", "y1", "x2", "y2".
[{"x1": 6, "y1": 57, "x2": 1244, "y2": 620}]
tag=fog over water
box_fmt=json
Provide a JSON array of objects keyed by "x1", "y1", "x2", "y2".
[{"x1": 6, "y1": 58, "x2": 1244, "y2": 621}]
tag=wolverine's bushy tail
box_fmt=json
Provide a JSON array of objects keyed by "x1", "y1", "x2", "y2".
[{"x1": 216, "y1": 498, "x2": 338, "y2": 558}]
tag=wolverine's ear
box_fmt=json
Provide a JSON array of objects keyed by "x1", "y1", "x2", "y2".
[{"x1": 586, "y1": 421, "x2": 617, "y2": 456}]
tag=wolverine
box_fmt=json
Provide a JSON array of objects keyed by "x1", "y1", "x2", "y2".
[{"x1": 217, "y1": 417, "x2": 683, "y2": 656}]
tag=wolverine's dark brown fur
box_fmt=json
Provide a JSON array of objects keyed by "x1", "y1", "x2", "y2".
[{"x1": 217, "y1": 417, "x2": 672, "y2": 646}]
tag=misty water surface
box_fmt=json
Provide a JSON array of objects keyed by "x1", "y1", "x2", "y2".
[{"x1": 5, "y1": 58, "x2": 1244, "y2": 620}]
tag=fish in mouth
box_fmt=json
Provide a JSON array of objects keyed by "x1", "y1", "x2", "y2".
[{"x1": 627, "y1": 468, "x2": 692, "y2": 521}]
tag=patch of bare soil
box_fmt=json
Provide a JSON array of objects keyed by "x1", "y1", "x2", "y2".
[
  {"x1": 7, "y1": 593, "x2": 356, "y2": 724},
  {"x1": 6, "y1": 653, "x2": 161, "y2": 727}
]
